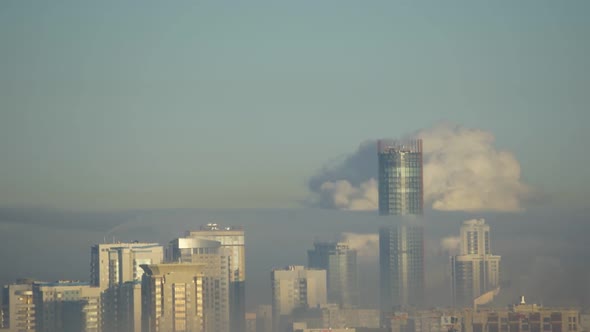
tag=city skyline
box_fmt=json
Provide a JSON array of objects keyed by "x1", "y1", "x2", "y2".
[{"x1": 0, "y1": 1, "x2": 589, "y2": 210}]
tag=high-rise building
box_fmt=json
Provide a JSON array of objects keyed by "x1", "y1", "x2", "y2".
[
  {"x1": 378, "y1": 139, "x2": 425, "y2": 313},
  {"x1": 255, "y1": 305, "x2": 272, "y2": 332},
  {"x1": 451, "y1": 219, "x2": 501, "y2": 307},
  {"x1": 378, "y1": 139, "x2": 423, "y2": 216},
  {"x1": 168, "y1": 237, "x2": 231, "y2": 332},
  {"x1": 183, "y1": 223, "x2": 245, "y2": 332},
  {"x1": 379, "y1": 224, "x2": 425, "y2": 310},
  {"x1": 140, "y1": 263, "x2": 205, "y2": 332},
  {"x1": 307, "y1": 242, "x2": 359, "y2": 308},
  {"x1": 90, "y1": 242, "x2": 164, "y2": 291},
  {"x1": 0, "y1": 279, "x2": 36, "y2": 332},
  {"x1": 271, "y1": 266, "x2": 327, "y2": 332},
  {"x1": 33, "y1": 281, "x2": 101, "y2": 332},
  {"x1": 91, "y1": 242, "x2": 163, "y2": 332}
]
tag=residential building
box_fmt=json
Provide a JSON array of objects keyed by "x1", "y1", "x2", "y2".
[
  {"x1": 451, "y1": 219, "x2": 501, "y2": 307},
  {"x1": 168, "y1": 237, "x2": 231, "y2": 332},
  {"x1": 184, "y1": 224, "x2": 245, "y2": 332},
  {"x1": 271, "y1": 266, "x2": 327, "y2": 332},
  {"x1": 33, "y1": 281, "x2": 101, "y2": 332},
  {"x1": 0, "y1": 279, "x2": 36, "y2": 332},
  {"x1": 140, "y1": 263, "x2": 205, "y2": 332}
]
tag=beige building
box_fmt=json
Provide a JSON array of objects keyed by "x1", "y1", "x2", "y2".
[
  {"x1": 102, "y1": 281, "x2": 142, "y2": 332},
  {"x1": 184, "y1": 224, "x2": 246, "y2": 332},
  {"x1": 33, "y1": 281, "x2": 101, "y2": 332},
  {"x1": 141, "y1": 263, "x2": 205, "y2": 332},
  {"x1": 0, "y1": 279, "x2": 36, "y2": 332},
  {"x1": 451, "y1": 219, "x2": 501, "y2": 307},
  {"x1": 271, "y1": 266, "x2": 327, "y2": 332},
  {"x1": 90, "y1": 242, "x2": 164, "y2": 291},
  {"x1": 168, "y1": 237, "x2": 231, "y2": 332}
]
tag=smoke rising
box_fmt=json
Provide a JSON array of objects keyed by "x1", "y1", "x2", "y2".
[
  {"x1": 308, "y1": 123, "x2": 535, "y2": 212},
  {"x1": 440, "y1": 235, "x2": 461, "y2": 254},
  {"x1": 340, "y1": 232, "x2": 379, "y2": 260}
]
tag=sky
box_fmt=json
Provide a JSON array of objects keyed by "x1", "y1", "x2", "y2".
[{"x1": 1, "y1": 1, "x2": 589, "y2": 210}]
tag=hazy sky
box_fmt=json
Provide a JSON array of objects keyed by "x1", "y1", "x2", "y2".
[{"x1": 1, "y1": 1, "x2": 588, "y2": 210}]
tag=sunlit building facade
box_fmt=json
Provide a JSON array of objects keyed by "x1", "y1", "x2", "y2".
[
  {"x1": 378, "y1": 139, "x2": 423, "y2": 216},
  {"x1": 185, "y1": 224, "x2": 245, "y2": 332},
  {"x1": 451, "y1": 219, "x2": 501, "y2": 307}
]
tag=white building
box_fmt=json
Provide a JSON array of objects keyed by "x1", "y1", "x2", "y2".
[{"x1": 451, "y1": 219, "x2": 501, "y2": 307}]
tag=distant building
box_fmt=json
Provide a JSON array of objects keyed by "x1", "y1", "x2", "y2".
[
  {"x1": 182, "y1": 224, "x2": 246, "y2": 332},
  {"x1": 245, "y1": 312, "x2": 256, "y2": 332},
  {"x1": 271, "y1": 266, "x2": 327, "y2": 332},
  {"x1": 33, "y1": 281, "x2": 101, "y2": 332},
  {"x1": 255, "y1": 305, "x2": 272, "y2": 332},
  {"x1": 140, "y1": 263, "x2": 205, "y2": 332},
  {"x1": 0, "y1": 279, "x2": 36, "y2": 332},
  {"x1": 168, "y1": 236, "x2": 231, "y2": 332},
  {"x1": 451, "y1": 219, "x2": 501, "y2": 307},
  {"x1": 378, "y1": 140, "x2": 425, "y2": 313},
  {"x1": 90, "y1": 242, "x2": 164, "y2": 291},
  {"x1": 308, "y1": 241, "x2": 359, "y2": 308},
  {"x1": 91, "y1": 242, "x2": 163, "y2": 332}
]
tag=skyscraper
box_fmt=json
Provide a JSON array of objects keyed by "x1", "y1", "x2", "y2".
[
  {"x1": 168, "y1": 236, "x2": 231, "y2": 332},
  {"x1": 378, "y1": 139, "x2": 423, "y2": 216},
  {"x1": 378, "y1": 139, "x2": 425, "y2": 312},
  {"x1": 0, "y1": 279, "x2": 36, "y2": 332},
  {"x1": 184, "y1": 224, "x2": 245, "y2": 332},
  {"x1": 307, "y1": 242, "x2": 359, "y2": 308},
  {"x1": 451, "y1": 219, "x2": 501, "y2": 307},
  {"x1": 271, "y1": 266, "x2": 327, "y2": 332},
  {"x1": 140, "y1": 263, "x2": 205, "y2": 332},
  {"x1": 379, "y1": 224, "x2": 425, "y2": 309}
]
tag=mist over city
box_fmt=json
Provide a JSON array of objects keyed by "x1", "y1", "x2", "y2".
[{"x1": 1, "y1": 1, "x2": 589, "y2": 332}]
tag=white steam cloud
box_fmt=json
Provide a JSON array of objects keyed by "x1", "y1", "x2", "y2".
[
  {"x1": 440, "y1": 236, "x2": 461, "y2": 254},
  {"x1": 340, "y1": 232, "x2": 379, "y2": 260},
  {"x1": 309, "y1": 123, "x2": 535, "y2": 212}
]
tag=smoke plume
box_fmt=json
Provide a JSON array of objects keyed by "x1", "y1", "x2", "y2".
[
  {"x1": 340, "y1": 232, "x2": 379, "y2": 260},
  {"x1": 440, "y1": 235, "x2": 461, "y2": 254},
  {"x1": 308, "y1": 123, "x2": 535, "y2": 212}
]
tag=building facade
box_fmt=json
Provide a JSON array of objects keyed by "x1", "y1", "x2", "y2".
[
  {"x1": 184, "y1": 224, "x2": 245, "y2": 332},
  {"x1": 271, "y1": 266, "x2": 327, "y2": 332},
  {"x1": 168, "y1": 237, "x2": 231, "y2": 332},
  {"x1": 378, "y1": 139, "x2": 425, "y2": 314},
  {"x1": 307, "y1": 241, "x2": 359, "y2": 308},
  {"x1": 379, "y1": 224, "x2": 425, "y2": 310},
  {"x1": 33, "y1": 281, "x2": 101, "y2": 332},
  {"x1": 140, "y1": 263, "x2": 205, "y2": 332},
  {"x1": 451, "y1": 219, "x2": 501, "y2": 307},
  {"x1": 0, "y1": 279, "x2": 36, "y2": 332},
  {"x1": 378, "y1": 139, "x2": 423, "y2": 216}
]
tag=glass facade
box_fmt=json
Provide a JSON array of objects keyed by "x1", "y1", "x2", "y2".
[
  {"x1": 378, "y1": 139, "x2": 423, "y2": 216},
  {"x1": 379, "y1": 224, "x2": 425, "y2": 311}
]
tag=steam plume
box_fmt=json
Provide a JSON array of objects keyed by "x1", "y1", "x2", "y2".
[{"x1": 308, "y1": 123, "x2": 535, "y2": 212}]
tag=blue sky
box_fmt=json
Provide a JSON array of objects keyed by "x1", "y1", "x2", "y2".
[{"x1": 1, "y1": 1, "x2": 588, "y2": 210}]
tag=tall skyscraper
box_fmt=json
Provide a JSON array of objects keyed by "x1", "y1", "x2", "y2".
[
  {"x1": 307, "y1": 242, "x2": 359, "y2": 308},
  {"x1": 140, "y1": 263, "x2": 205, "y2": 332},
  {"x1": 378, "y1": 139, "x2": 423, "y2": 216},
  {"x1": 271, "y1": 266, "x2": 327, "y2": 332},
  {"x1": 378, "y1": 139, "x2": 425, "y2": 312},
  {"x1": 91, "y1": 242, "x2": 163, "y2": 332},
  {"x1": 184, "y1": 223, "x2": 245, "y2": 332},
  {"x1": 168, "y1": 236, "x2": 231, "y2": 332},
  {"x1": 451, "y1": 219, "x2": 501, "y2": 307}
]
